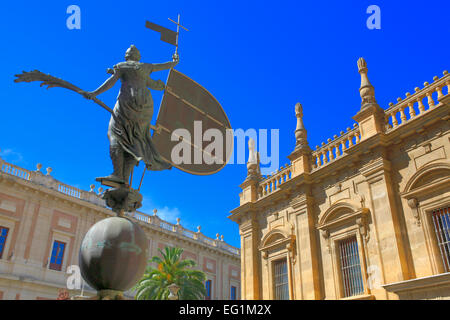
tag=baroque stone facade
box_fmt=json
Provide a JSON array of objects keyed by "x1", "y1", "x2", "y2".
[
  {"x1": 0, "y1": 160, "x2": 240, "y2": 300},
  {"x1": 229, "y1": 58, "x2": 450, "y2": 300}
]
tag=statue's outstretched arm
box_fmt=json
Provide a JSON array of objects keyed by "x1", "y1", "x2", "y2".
[
  {"x1": 86, "y1": 72, "x2": 120, "y2": 98},
  {"x1": 151, "y1": 61, "x2": 178, "y2": 72}
]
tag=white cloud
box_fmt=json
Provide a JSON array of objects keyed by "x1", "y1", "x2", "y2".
[
  {"x1": 156, "y1": 206, "x2": 181, "y2": 224},
  {"x1": 0, "y1": 148, "x2": 24, "y2": 164},
  {"x1": 139, "y1": 197, "x2": 183, "y2": 225}
]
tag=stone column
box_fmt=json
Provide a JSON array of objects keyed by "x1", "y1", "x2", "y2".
[
  {"x1": 291, "y1": 194, "x2": 322, "y2": 300},
  {"x1": 239, "y1": 213, "x2": 261, "y2": 300},
  {"x1": 360, "y1": 155, "x2": 414, "y2": 294}
]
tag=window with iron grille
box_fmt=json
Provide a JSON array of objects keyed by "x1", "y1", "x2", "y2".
[
  {"x1": 431, "y1": 206, "x2": 450, "y2": 273},
  {"x1": 49, "y1": 240, "x2": 66, "y2": 271},
  {"x1": 339, "y1": 236, "x2": 364, "y2": 297},
  {"x1": 273, "y1": 259, "x2": 289, "y2": 300},
  {"x1": 205, "y1": 279, "x2": 212, "y2": 300},
  {"x1": 0, "y1": 227, "x2": 9, "y2": 259},
  {"x1": 230, "y1": 286, "x2": 237, "y2": 300}
]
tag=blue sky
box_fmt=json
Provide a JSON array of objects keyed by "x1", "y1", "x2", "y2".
[{"x1": 0, "y1": 1, "x2": 448, "y2": 248}]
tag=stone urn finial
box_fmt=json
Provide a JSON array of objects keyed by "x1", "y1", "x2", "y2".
[
  {"x1": 357, "y1": 57, "x2": 377, "y2": 109},
  {"x1": 46, "y1": 167, "x2": 52, "y2": 176},
  {"x1": 246, "y1": 138, "x2": 260, "y2": 179},
  {"x1": 293, "y1": 102, "x2": 309, "y2": 151}
]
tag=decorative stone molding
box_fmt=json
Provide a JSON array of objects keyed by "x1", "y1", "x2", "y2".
[
  {"x1": 407, "y1": 198, "x2": 420, "y2": 226},
  {"x1": 259, "y1": 228, "x2": 297, "y2": 264},
  {"x1": 356, "y1": 215, "x2": 370, "y2": 242},
  {"x1": 320, "y1": 229, "x2": 331, "y2": 253},
  {"x1": 402, "y1": 162, "x2": 450, "y2": 199},
  {"x1": 317, "y1": 202, "x2": 371, "y2": 244}
]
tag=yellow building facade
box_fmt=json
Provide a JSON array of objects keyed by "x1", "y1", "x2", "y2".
[
  {"x1": 229, "y1": 58, "x2": 450, "y2": 300},
  {"x1": 0, "y1": 160, "x2": 240, "y2": 300}
]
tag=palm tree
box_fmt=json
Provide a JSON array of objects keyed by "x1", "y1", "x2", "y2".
[{"x1": 133, "y1": 246, "x2": 207, "y2": 300}]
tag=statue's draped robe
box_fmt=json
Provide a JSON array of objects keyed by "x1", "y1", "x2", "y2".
[{"x1": 108, "y1": 61, "x2": 171, "y2": 171}]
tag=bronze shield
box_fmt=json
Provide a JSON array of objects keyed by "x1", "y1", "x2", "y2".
[{"x1": 152, "y1": 69, "x2": 232, "y2": 175}]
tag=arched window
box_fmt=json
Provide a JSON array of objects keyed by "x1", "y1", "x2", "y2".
[
  {"x1": 317, "y1": 202, "x2": 372, "y2": 299},
  {"x1": 259, "y1": 228, "x2": 296, "y2": 300},
  {"x1": 402, "y1": 163, "x2": 450, "y2": 275}
]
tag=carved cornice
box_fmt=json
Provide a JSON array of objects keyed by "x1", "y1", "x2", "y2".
[
  {"x1": 290, "y1": 194, "x2": 314, "y2": 211},
  {"x1": 359, "y1": 157, "x2": 391, "y2": 181}
]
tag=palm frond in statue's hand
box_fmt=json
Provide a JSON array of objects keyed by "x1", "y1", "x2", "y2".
[{"x1": 14, "y1": 70, "x2": 115, "y2": 115}]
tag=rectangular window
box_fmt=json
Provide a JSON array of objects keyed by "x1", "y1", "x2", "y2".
[
  {"x1": 49, "y1": 240, "x2": 66, "y2": 271},
  {"x1": 205, "y1": 280, "x2": 212, "y2": 300},
  {"x1": 0, "y1": 227, "x2": 9, "y2": 259},
  {"x1": 273, "y1": 259, "x2": 289, "y2": 300},
  {"x1": 339, "y1": 236, "x2": 364, "y2": 297},
  {"x1": 230, "y1": 286, "x2": 237, "y2": 300},
  {"x1": 431, "y1": 206, "x2": 450, "y2": 272}
]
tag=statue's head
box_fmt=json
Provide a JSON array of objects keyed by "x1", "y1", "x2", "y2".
[{"x1": 125, "y1": 45, "x2": 141, "y2": 62}]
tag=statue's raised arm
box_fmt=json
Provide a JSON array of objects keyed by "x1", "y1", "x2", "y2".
[{"x1": 151, "y1": 53, "x2": 179, "y2": 72}]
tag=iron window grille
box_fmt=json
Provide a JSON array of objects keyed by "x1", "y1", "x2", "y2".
[
  {"x1": 338, "y1": 236, "x2": 364, "y2": 297},
  {"x1": 273, "y1": 259, "x2": 289, "y2": 300},
  {"x1": 431, "y1": 206, "x2": 450, "y2": 273}
]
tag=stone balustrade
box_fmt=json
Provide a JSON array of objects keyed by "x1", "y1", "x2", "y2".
[
  {"x1": 1, "y1": 162, "x2": 31, "y2": 181},
  {"x1": 0, "y1": 159, "x2": 240, "y2": 257},
  {"x1": 385, "y1": 70, "x2": 449, "y2": 131},
  {"x1": 258, "y1": 164, "x2": 293, "y2": 199},
  {"x1": 312, "y1": 124, "x2": 361, "y2": 170},
  {"x1": 127, "y1": 211, "x2": 240, "y2": 255}
]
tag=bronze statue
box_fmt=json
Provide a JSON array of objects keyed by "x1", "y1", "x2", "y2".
[
  {"x1": 14, "y1": 17, "x2": 231, "y2": 216},
  {"x1": 83, "y1": 45, "x2": 178, "y2": 186}
]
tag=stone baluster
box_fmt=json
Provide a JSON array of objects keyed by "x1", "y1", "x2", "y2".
[
  {"x1": 327, "y1": 139, "x2": 334, "y2": 161},
  {"x1": 391, "y1": 111, "x2": 398, "y2": 128},
  {"x1": 433, "y1": 76, "x2": 444, "y2": 101},
  {"x1": 346, "y1": 128, "x2": 353, "y2": 147},
  {"x1": 355, "y1": 131, "x2": 360, "y2": 144},
  {"x1": 405, "y1": 92, "x2": 415, "y2": 118},
  {"x1": 333, "y1": 136, "x2": 341, "y2": 157},
  {"x1": 414, "y1": 88, "x2": 425, "y2": 114},
  {"x1": 424, "y1": 82, "x2": 435, "y2": 108},
  {"x1": 444, "y1": 70, "x2": 449, "y2": 94},
  {"x1": 340, "y1": 132, "x2": 346, "y2": 152},
  {"x1": 321, "y1": 143, "x2": 328, "y2": 164},
  {"x1": 315, "y1": 146, "x2": 321, "y2": 167},
  {"x1": 396, "y1": 98, "x2": 406, "y2": 124},
  {"x1": 352, "y1": 124, "x2": 359, "y2": 143}
]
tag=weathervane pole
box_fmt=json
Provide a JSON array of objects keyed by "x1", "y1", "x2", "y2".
[
  {"x1": 168, "y1": 14, "x2": 188, "y2": 59},
  {"x1": 175, "y1": 14, "x2": 180, "y2": 56}
]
